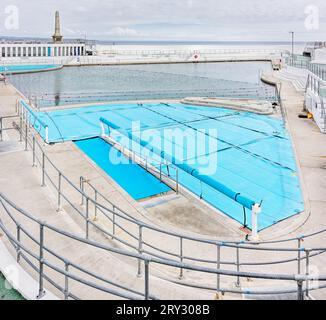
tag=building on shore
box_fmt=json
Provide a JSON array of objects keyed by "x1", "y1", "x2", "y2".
[{"x1": 0, "y1": 11, "x2": 86, "y2": 59}]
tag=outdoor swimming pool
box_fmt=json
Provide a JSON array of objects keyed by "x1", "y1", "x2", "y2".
[
  {"x1": 75, "y1": 138, "x2": 171, "y2": 200},
  {"x1": 10, "y1": 62, "x2": 275, "y2": 106},
  {"x1": 0, "y1": 64, "x2": 61, "y2": 74},
  {"x1": 24, "y1": 101, "x2": 304, "y2": 230}
]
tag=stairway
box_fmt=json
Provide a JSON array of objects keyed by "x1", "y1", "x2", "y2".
[{"x1": 275, "y1": 67, "x2": 309, "y2": 92}]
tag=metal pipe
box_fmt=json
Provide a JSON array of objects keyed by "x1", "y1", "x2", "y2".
[
  {"x1": 80, "y1": 177, "x2": 85, "y2": 206},
  {"x1": 144, "y1": 260, "x2": 150, "y2": 300},
  {"x1": 297, "y1": 280, "x2": 304, "y2": 300},
  {"x1": 32, "y1": 136, "x2": 36, "y2": 167},
  {"x1": 85, "y1": 198, "x2": 89, "y2": 239},
  {"x1": 251, "y1": 204, "x2": 261, "y2": 241},
  {"x1": 298, "y1": 238, "x2": 302, "y2": 274},
  {"x1": 306, "y1": 250, "x2": 310, "y2": 297},
  {"x1": 24, "y1": 122, "x2": 28, "y2": 151},
  {"x1": 19, "y1": 114, "x2": 23, "y2": 142},
  {"x1": 16, "y1": 225, "x2": 21, "y2": 263},
  {"x1": 217, "y1": 244, "x2": 221, "y2": 293},
  {"x1": 64, "y1": 262, "x2": 69, "y2": 300},
  {"x1": 57, "y1": 172, "x2": 62, "y2": 212},
  {"x1": 236, "y1": 247, "x2": 241, "y2": 287},
  {"x1": 138, "y1": 226, "x2": 143, "y2": 277},
  {"x1": 37, "y1": 224, "x2": 46, "y2": 299},
  {"x1": 0, "y1": 117, "x2": 2, "y2": 142},
  {"x1": 41, "y1": 151, "x2": 45, "y2": 187}
]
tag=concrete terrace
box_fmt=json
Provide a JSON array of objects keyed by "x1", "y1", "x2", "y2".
[{"x1": 0, "y1": 64, "x2": 326, "y2": 299}]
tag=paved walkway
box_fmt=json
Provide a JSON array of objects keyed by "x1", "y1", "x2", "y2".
[{"x1": 1, "y1": 71, "x2": 326, "y2": 299}]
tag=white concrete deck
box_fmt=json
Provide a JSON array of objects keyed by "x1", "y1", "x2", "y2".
[{"x1": 0, "y1": 66, "x2": 326, "y2": 300}]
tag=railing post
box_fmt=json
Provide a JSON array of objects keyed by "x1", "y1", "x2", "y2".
[
  {"x1": 80, "y1": 177, "x2": 85, "y2": 206},
  {"x1": 0, "y1": 117, "x2": 2, "y2": 142},
  {"x1": 137, "y1": 225, "x2": 143, "y2": 277},
  {"x1": 32, "y1": 136, "x2": 36, "y2": 167},
  {"x1": 179, "y1": 237, "x2": 184, "y2": 280},
  {"x1": 305, "y1": 250, "x2": 310, "y2": 298},
  {"x1": 19, "y1": 114, "x2": 23, "y2": 142},
  {"x1": 250, "y1": 204, "x2": 261, "y2": 241},
  {"x1": 236, "y1": 247, "x2": 241, "y2": 287},
  {"x1": 297, "y1": 238, "x2": 302, "y2": 274},
  {"x1": 24, "y1": 121, "x2": 28, "y2": 151},
  {"x1": 176, "y1": 169, "x2": 179, "y2": 194},
  {"x1": 37, "y1": 224, "x2": 46, "y2": 299},
  {"x1": 297, "y1": 280, "x2": 304, "y2": 301},
  {"x1": 57, "y1": 172, "x2": 62, "y2": 212},
  {"x1": 16, "y1": 225, "x2": 21, "y2": 263},
  {"x1": 144, "y1": 260, "x2": 150, "y2": 300},
  {"x1": 64, "y1": 262, "x2": 70, "y2": 300},
  {"x1": 41, "y1": 151, "x2": 45, "y2": 187},
  {"x1": 216, "y1": 243, "x2": 221, "y2": 295},
  {"x1": 85, "y1": 198, "x2": 89, "y2": 239}
]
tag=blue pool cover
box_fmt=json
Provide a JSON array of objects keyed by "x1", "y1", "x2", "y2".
[
  {"x1": 75, "y1": 138, "x2": 171, "y2": 200},
  {"x1": 0, "y1": 65, "x2": 61, "y2": 74},
  {"x1": 24, "y1": 102, "x2": 304, "y2": 230}
]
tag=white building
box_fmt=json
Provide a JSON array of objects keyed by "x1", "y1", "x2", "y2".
[
  {"x1": 0, "y1": 12, "x2": 87, "y2": 62},
  {"x1": 0, "y1": 42, "x2": 86, "y2": 58}
]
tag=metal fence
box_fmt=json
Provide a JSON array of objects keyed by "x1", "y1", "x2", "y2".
[
  {"x1": 287, "y1": 56, "x2": 326, "y2": 82},
  {"x1": 20, "y1": 87, "x2": 277, "y2": 108},
  {"x1": 1, "y1": 104, "x2": 326, "y2": 300},
  {"x1": 103, "y1": 48, "x2": 289, "y2": 57}
]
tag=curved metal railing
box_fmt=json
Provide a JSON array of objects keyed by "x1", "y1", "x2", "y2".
[
  {"x1": 1, "y1": 191, "x2": 326, "y2": 301},
  {"x1": 3, "y1": 101, "x2": 326, "y2": 300}
]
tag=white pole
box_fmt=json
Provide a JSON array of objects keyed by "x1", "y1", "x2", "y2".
[
  {"x1": 100, "y1": 122, "x2": 105, "y2": 137},
  {"x1": 251, "y1": 204, "x2": 261, "y2": 242}
]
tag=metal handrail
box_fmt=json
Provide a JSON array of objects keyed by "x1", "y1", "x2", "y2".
[
  {"x1": 6, "y1": 102, "x2": 326, "y2": 299},
  {"x1": 0, "y1": 195, "x2": 156, "y2": 300},
  {"x1": 23, "y1": 121, "x2": 326, "y2": 293},
  {"x1": 0, "y1": 114, "x2": 22, "y2": 141},
  {"x1": 1, "y1": 192, "x2": 326, "y2": 301}
]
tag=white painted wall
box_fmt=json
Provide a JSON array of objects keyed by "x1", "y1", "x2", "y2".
[
  {"x1": 305, "y1": 89, "x2": 326, "y2": 133},
  {"x1": 313, "y1": 48, "x2": 326, "y2": 65}
]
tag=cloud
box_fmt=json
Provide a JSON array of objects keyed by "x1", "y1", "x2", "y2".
[
  {"x1": 0, "y1": 0, "x2": 326, "y2": 41},
  {"x1": 104, "y1": 27, "x2": 147, "y2": 38},
  {"x1": 76, "y1": 6, "x2": 88, "y2": 13}
]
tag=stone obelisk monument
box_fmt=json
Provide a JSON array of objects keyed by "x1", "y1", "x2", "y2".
[{"x1": 52, "y1": 11, "x2": 63, "y2": 43}]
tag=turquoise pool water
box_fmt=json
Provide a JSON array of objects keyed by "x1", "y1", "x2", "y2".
[
  {"x1": 75, "y1": 138, "x2": 171, "y2": 200},
  {"x1": 25, "y1": 102, "x2": 304, "y2": 230},
  {"x1": 0, "y1": 64, "x2": 61, "y2": 74},
  {"x1": 10, "y1": 62, "x2": 275, "y2": 106}
]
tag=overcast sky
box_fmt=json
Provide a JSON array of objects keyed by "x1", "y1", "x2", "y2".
[{"x1": 1, "y1": 0, "x2": 326, "y2": 41}]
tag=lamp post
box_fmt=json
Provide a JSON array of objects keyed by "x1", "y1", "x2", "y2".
[{"x1": 289, "y1": 31, "x2": 294, "y2": 66}]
